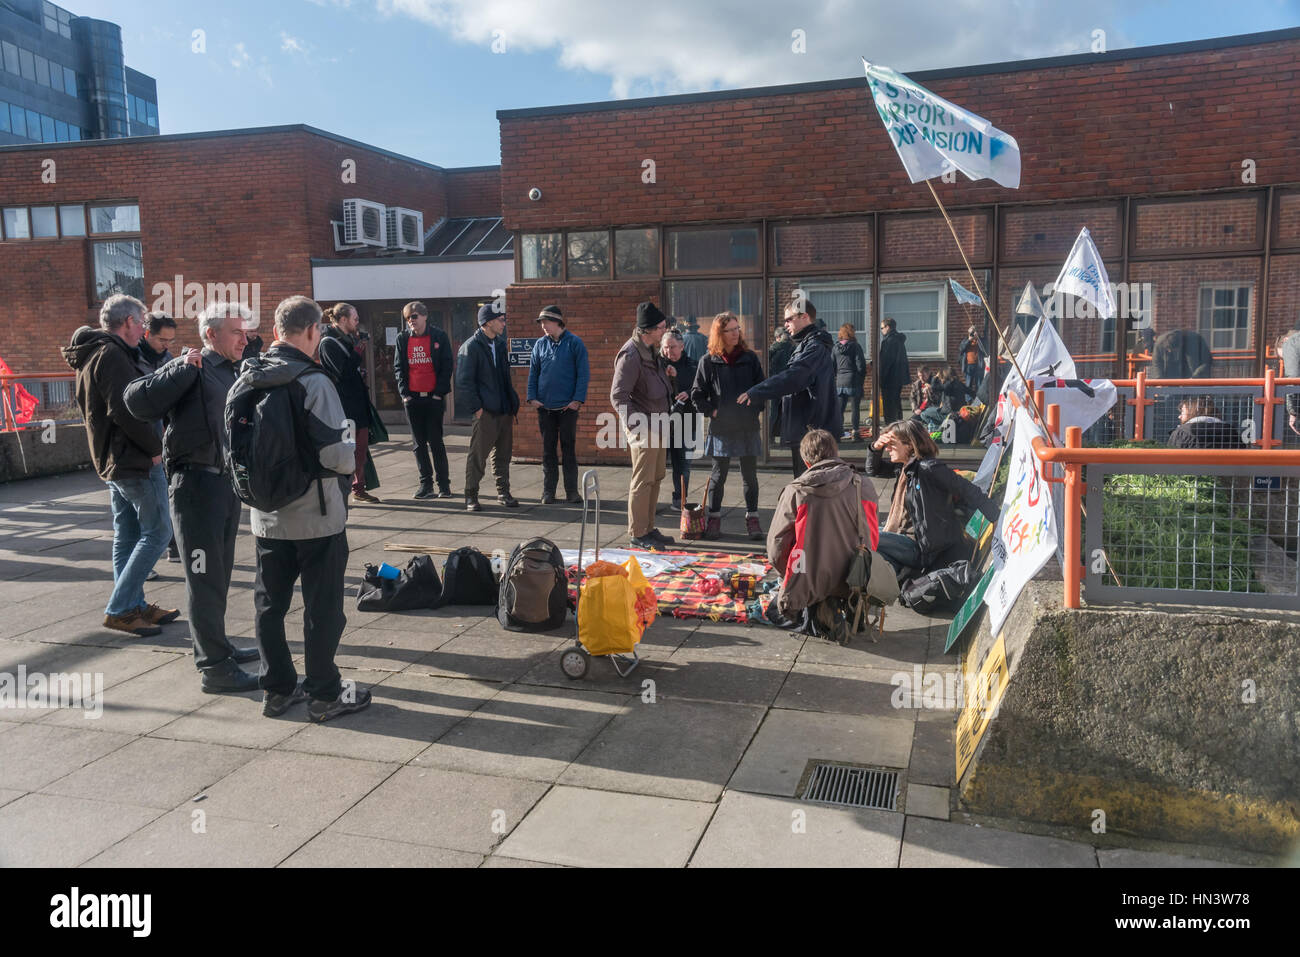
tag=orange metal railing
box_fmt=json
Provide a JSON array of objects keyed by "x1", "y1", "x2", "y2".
[{"x1": 0, "y1": 372, "x2": 77, "y2": 433}]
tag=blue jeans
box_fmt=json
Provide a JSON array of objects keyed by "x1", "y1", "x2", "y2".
[
  {"x1": 876, "y1": 531, "x2": 924, "y2": 575},
  {"x1": 105, "y1": 463, "x2": 173, "y2": 616},
  {"x1": 965, "y1": 364, "x2": 984, "y2": 393}
]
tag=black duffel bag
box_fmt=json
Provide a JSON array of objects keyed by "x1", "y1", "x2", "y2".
[{"x1": 356, "y1": 555, "x2": 444, "y2": 612}]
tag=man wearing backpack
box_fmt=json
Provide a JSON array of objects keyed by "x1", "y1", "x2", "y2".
[
  {"x1": 456, "y1": 302, "x2": 520, "y2": 512},
  {"x1": 124, "y1": 302, "x2": 261, "y2": 694},
  {"x1": 229, "y1": 296, "x2": 371, "y2": 722}
]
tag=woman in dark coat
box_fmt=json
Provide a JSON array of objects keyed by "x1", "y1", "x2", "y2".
[
  {"x1": 662, "y1": 330, "x2": 699, "y2": 511},
  {"x1": 691, "y1": 312, "x2": 765, "y2": 540},
  {"x1": 833, "y1": 323, "x2": 867, "y2": 442}
]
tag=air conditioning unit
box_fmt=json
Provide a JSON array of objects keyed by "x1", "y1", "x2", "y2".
[
  {"x1": 342, "y1": 198, "x2": 388, "y2": 247},
  {"x1": 385, "y1": 207, "x2": 424, "y2": 252},
  {"x1": 331, "y1": 221, "x2": 366, "y2": 252}
]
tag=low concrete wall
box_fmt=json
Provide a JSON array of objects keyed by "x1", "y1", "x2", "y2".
[
  {"x1": 959, "y1": 581, "x2": 1300, "y2": 855},
  {"x1": 0, "y1": 425, "x2": 92, "y2": 483}
]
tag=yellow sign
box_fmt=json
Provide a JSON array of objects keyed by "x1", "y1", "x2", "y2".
[{"x1": 955, "y1": 633, "x2": 1010, "y2": 781}]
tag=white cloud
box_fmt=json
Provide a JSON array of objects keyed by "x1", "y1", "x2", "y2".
[
  {"x1": 281, "y1": 32, "x2": 310, "y2": 55},
  {"x1": 229, "y1": 42, "x2": 252, "y2": 70},
  {"x1": 371, "y1": 0, "x2": 1131, "y2": 98}
]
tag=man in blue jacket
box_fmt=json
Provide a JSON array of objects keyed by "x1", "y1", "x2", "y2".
[
  {"x1": 456, "y1": 302, "x2": 521, "y2": 512},
  {"x1": 527, "y1": 305, "x2": 589, "y2": 505},
  {"x1": 739, "y1": 299, "x2": 837, "y2": 477}
]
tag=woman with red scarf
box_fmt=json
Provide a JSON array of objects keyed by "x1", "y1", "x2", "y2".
[{"x1": 690, "y1": 312, "x2": 765, "y2": 540}]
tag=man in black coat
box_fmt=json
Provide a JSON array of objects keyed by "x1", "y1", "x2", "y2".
[
  {"x1": 123, "y1": 303, "x2": 261, "y2": 694},
  {"x1": 456, "y1": 302, "x2": 521, "y2": 511},
  {"x1": 740, "y1": 299, "x2": 837, "y2": 477},
  {"x1": 394, "y1": 301, "x2": 454, "y2": 499},
  {"x1": 320, "y1": 302, "x2": 377, "y2": 504},
  {"x1": 878, "y1": 317, "x2": 910, "y2": 425}
]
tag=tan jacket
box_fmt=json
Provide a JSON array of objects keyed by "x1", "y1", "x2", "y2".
[
  {"x1": 610, "y1": 335, "x2": 671, "y2": 423},
  {"x1": 768, "y1": 458, "x2": 885, "y2": 616}
]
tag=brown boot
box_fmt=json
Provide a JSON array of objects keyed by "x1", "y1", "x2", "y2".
[
  {"x1": 350, "y1": 489, "x2": 381, "y2": 504},
  {"x1": 104, "y1": 612, "x2": 162, "y2": 638},
  {"x1": 140, "y1": 603, "x2": 181, "y2": 625}
]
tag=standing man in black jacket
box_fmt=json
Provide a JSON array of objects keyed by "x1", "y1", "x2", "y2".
[
  {"x1": 321, "y1": 302, "x2": 378, "y2": 505},
  {"x1": 456, "y1": 302, "x2": 520, "y2": 512},
  {"x1": 138, "y1": 312, "x2": 181, "y2": 567},
  {"x1": 123, "y1": 303, "x2": 261, "y2": 694},
  {"x1": 393, "y1": 301, "x2": 453, "y2": 499},
  {"x1": 739, "y1": 299, "x2": 837, "y2": 477},
  {"x1": 877, "y1": 317, "x2": 911, "y2": 426}
]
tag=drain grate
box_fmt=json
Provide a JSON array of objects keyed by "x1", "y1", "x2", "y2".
[{"x1": 801, "y1": 763, "x2": 900, "y2": 811}]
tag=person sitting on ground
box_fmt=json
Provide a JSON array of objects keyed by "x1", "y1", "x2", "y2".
[
  {"x1": 872, "y1": 418, "x2": 1000, "y2": 578},
  {"x1": 909, "y1": 365, "x2": 932, "y2": 413},
  {"x1": 1167, "y1": 396, "x2": 1246, "y2": 450},
  {"x1": 767, "y1": 429, "x2": 878, "y2": 626},
  {"x1": 940, "y1": 367, "x2": 975, "y2": 416}
]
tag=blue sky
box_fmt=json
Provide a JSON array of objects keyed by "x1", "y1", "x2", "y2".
[{"x1": 73, "y1": 0, "x2": 1300, "y2": 167}]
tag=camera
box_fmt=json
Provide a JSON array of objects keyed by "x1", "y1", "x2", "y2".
[{"x1": 528, "y1": 187, "x2": 542, "y2": 202}]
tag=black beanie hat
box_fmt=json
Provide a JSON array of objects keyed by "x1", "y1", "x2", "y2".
[
  {"x1": 537, "y1": 305, "x2": 564, "y2": 326},
  {"x1": 637, "y1": 301, "x2": 668, "y2": 330},
  {"x1": 477, "y1": 302, "x2": 504, "y2": 326}
]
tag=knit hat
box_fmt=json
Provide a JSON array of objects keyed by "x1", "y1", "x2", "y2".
[
  {"x1": 477, "y1": 302, "x2": 504, "y2": 327},
  {"x1": 637, "y1": 301, "x2": 668, "y2": 331},
  {"x1": 537, "y1": 305, "x2": 564, "y2": 327}
]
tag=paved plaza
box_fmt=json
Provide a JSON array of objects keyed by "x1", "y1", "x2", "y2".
[{"x1": 0, "y1": 432, "x2": 1250, "y2": 867}]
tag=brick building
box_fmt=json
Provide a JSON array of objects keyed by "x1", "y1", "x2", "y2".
[{"x1": 499, "y1": 27, "x2": 1300, "y2": 463}]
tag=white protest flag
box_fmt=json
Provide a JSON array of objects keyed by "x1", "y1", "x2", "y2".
[
  {"x1": 985, "y1": 411, "x2": 1059, "y2": 637},
  {"x1": 1014, "y1": 280, "x2": 1045, "y2": 319},
  {"x1": 1030, "y1": 376, "x2": 1118, "y2": 438},
  {"x1": 999, "y1": 315, "x2": 1076, "y2": 404},
  {"x1": 948, "y1": 277, "x2": 983, "y2": 306},
  {"x1": 863, "y1": 60, "x2": 1021, "y2": 189},
  {"x1": 1054, "y1": 227, "x2": 1116, "y2": 320}
]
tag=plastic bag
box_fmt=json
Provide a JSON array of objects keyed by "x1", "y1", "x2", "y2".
[{"x1": 577, "y1": 558, "x2": 655, "y2": 656}]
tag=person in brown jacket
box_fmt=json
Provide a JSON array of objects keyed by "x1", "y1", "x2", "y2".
[
  {"x1": 61, "y1": 294, "x2": 178, "y2": 638},
  {"x1": 610, "y1": 301, "x2": 675, "y2": 548},
  {"x1": 767, "y1": 429, "x2": 890, "y2": 625}
]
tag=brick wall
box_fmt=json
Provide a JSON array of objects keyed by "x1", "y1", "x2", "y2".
[{"x1": 445, "y1": 167, "x2": 502, "y2": 218}]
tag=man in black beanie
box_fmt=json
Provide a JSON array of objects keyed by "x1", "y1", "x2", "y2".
[
  {"x1": 456, "y1": 301, "x2": 520, "y2": 511},
  {"x1": 610, "y1": 301, "x2": 675, "y2": 548}
]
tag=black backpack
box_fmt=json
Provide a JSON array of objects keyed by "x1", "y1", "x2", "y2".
[
  {"x1": 225, "y1": 366, "x2": 326, "y2": 514},
  {"x1": 356, "y1": 555, "x2": 444, "y2": 612},
  {"x1": 899, "y1": 561, "x2": 974, "y2": 614},
  {"x1": 496, "y1": 538, "x2": 567, "y2": 632},
  {"x1": 436, "y1": 547, "x2": 498, "y2": 607}
]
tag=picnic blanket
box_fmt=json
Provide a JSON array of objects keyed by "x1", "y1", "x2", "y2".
[{"x1": 567, "y1": 550, "x2": 780, "y2": 626}]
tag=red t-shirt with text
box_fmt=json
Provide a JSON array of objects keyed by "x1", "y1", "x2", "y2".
[{"x1": 407, "y1": 335, "x2": 436, "y2": 393}]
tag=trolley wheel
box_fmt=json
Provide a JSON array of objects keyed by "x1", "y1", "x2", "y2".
[{"x1": 560, "y1": 648, "x2": 589, "y2": 680}]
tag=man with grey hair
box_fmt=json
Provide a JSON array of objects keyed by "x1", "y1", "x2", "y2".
[
  {"x1": 125, "y1": 301, "x2": 260, "y2": 693},
  {"x1": 61, "y1": 294, "x2": 177, "y2": 637},
  {"x1": 230, "y1": 296, "x2": 370, "y2": 721}
]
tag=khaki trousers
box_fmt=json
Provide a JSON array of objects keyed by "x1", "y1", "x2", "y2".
[
  {"x1": 465, "y1": 410, "x2": 513, "y2": 497},
  {"x1": 627, "y1": 441, "x2": 666, "y2": 538}
]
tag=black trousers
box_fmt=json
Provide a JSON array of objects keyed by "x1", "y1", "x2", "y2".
[
  {"x1": 169, "y1": 469, "x2": 241, "y2": 671},
  {"x1": 405, "y1": 396, "x2": 450, "y2": 491},
  {"x1": 791, "y1": 446, "x2": 807, "y2": 478},
  {"x1": 708, "y1": 455, "x2": 758, "y2": 513},
  {"x1": 882, "y1": 389, "x2": 904, "y2": 427},
  {"x1": 538, "y1": 407, "x2": 579, "y2": 497},
  {"x1": 668, "y1": 445, "x2": 691, "y2": 504},
  {"x1": 839, "y1": 392, "x2": 862, "y2": 437},
  {"x1": 254, "y1": 532, "x2": 348, "y2": 701}
]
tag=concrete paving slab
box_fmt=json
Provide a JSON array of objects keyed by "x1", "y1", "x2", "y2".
[
  {"x1": 331, "y1": 766, "x2": 549, "y2": 854},
  {"x1": 414, "y1": 684, "x2": 628, "y2": 782},
  {"x1": 559, "y1": 697, "x2": 765, "y2": 802},
  {"x1": 680, "y1": 621, "x2": 803, "y2": 661},
  {"x1": 331, "y1": 623, "x2": 460, "y2": 673},
  {"x1": 908, "y1": 710, "x2": 957, "y2": 788},
  {"x1": 1096, "y1": 847, "x2": 1241, "y2": 868},
  {"x1": 690, "y1": 790, "x2": 903, "y2": 867},
  {"x1": 0, "y1": 793, "x2": 162, "y2": 867},
  {"x1": 796, "y1": 628, "x2": 930, "y2": 670},
  {"x1": 650, "y1": 650, "x2": 791, "y2": 706},
  {"x1": 905, "y1": 783, "x2": 951, "y2": 821},
  {"x1": 82, "y1": 808, "x2": 320, "y2": 868},
  {"x1": 479, "y1": 855, "x2": 565, "y2": 868},
  {"x1": 411, "y1": 630, "x2": 568, "y2": 683},
  {"x1": 150, "y1": 690, "x2": 305, "y2": 750},
  {"x1": 277, "y1": 672, "x2": 501, "y2": 764},
  {"x1": 900, "y1": 817, "x2": 1099, "y2": 867},
  {"x1": 0, "y1": 723, "x2": 135, "y2": 790},
  {"x1": 729, "y1": 709, "x2": 915, "y2": 797},
  {"x1": 0, "y1": 787, "x2": 24, "y2": 808},
  {"x1": 515, "y1": 646, "x2": 667, "y2": 695},
  {"x1": 774, "y1": 662, "x2": 920, "y2": 717},
  {"x1": 42, "y1": 736, "x2": 256, "y2": 809},
  {"x1": 280, "y1": 831, "x2": 482, "y2": 868},
  {"x1": 40, "y1": 654, "x2": 213, "y2": 736},
  {"x1": 496, "y1": 785, "x2": 715, "y2": 868},
  {"x1": 192, "y1": 750, "x2": 397, "y2": 829}
]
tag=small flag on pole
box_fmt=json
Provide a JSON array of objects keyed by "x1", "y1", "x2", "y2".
[
  {"x1": 1054, "y1": 227, "x2": 1116, "y2": 320},
  {"x1": 948, "y1": 278, "x2": 983, "y2": 306},
  {"x1": 863, "y1": 59, "x2": 1021, "y2": 189},
  {"x1": 1014, "y1": 280, "x2": 1045, "y2": 319}
]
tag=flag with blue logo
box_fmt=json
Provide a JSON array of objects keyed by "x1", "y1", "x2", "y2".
[
  {"x1": 948, "y1": 278, "x2": 983, "y2": 306},
  {"x1": 1054, "y1": 227, "x2": 1116, "y2": 320},
  {"x1": 863, "y1": 60, "x2": 1021, "y2": 189}
]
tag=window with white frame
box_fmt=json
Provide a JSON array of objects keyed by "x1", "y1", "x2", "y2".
[
  {"x1": 880, "y1": 283, "x2": 946, "y2": 358},
  {"x1": 803, "y1": 282, "x2": 872, "y2": 357},
  {"x1": 1198, "y1": 283, "x2": 1252, "y2": 351}
]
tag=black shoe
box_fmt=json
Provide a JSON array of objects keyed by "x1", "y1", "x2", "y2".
[
  {"x1": 308, "y1": 683, "x2": 373, "y2": 723},
  {"x1": 629, "y1": 535, "x2": 661, "y2": 550},
  {"x1": 647, "y1": 529, "x2": 676, "y2": 546},
  {"x1": 498, "y1": 493, "x2": 520, "y2": 508},
  {"x1": 231, "y1": 645, "x2": 260, "y2": 664},
  {"x1": 466, "y1": 495, "x2": 481, "y2": 512},
  {"x1": 414, "y1": 486, "x2": 435, "y2": 500},
  {"x1": 435, "y1": 487, "x2": 454, "y2": 499},
  {"x1": 201, "y1": 660, "x2": 260, "y2": 695},
  {"x1": 541, "y1": 493, "x2": 556, "y2": 505},
  {"x1": 565, "y1": 493, "x2": 583, "y2": 505},
  {"x1": 262, "y1": 682, "x2": 308, "y2": 717}
]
